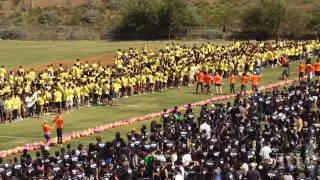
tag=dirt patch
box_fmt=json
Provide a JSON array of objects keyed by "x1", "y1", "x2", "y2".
[{"x1": 19, "y1": 54, "x2": 115, "y2": 73}]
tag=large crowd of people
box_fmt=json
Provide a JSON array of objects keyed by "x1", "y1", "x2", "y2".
[
  {"x1": 0, "y1": 40, "x2": 319, "y2": 123},
  {"x1": 0, "y1": 80, "x2": 319, "y2": 179},
  {"x1": 0, "y1": 40, "x2": 320, "y2": 179}
]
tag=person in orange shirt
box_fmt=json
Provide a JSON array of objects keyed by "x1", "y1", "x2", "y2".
[
  {"x1": 204, "y1": 72, "x2": 213, "y2": 95},
  {"x1": 196, "y1": 71, "x2": 204, "y2": 94},
  {"x1": 52, "y1": 110, "x2": 64, "y2": 145},
  {"x1": 42, "y1": 121, "x2": 54, "y2": 143},
  {"x1": 229, "y1": 72, "x2": 237, "y2": 94},
  {"x1": 298, "y1": 63, "x2": 305, "y2": 82},
  {"x1": 214, "y1": 72, "x2": 223, "y2": 95},
  {"x1": 240, "y1": 73, "x2": 249, "y2": 95},
  {"x1": 306, "y1": 63, "x2": 315, "y2": 83},
  {"x1": 314, "y1": 59, "x2": 320, "y2": 80},
  {"x1": 250, "y1": 73, "x2": 261, "y2": 91}
]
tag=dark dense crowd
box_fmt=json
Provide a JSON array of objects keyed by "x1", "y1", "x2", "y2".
[{"x1": 0, "y1": 78, "x2": 319, "y2": 179}]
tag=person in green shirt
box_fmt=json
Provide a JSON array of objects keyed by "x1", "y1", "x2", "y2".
[{"x1": 144, "y1": 154, "x2": 155, "y2": 177}]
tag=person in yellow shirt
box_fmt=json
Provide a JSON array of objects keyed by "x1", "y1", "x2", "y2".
[
  {"x1": 37, "y1": 91, "x2": 45, "y2": 117},
  {"x1": 29, "y1": 69, "x2": 36, "y2": 82},
  {"x1": 54, "y1": 89, "x2": 63, "y2": 112},
  {"x1": 5, "y1": 95, "x2": 13, "y2": 123},
  {"x1": 148, "y1": 73, "x2": 155, "y2": 93},
  {"x1": 0, "y1": 65, "x2": 7, "y2": 80},
  {"x1": 101, "y1": 82, "x2": 110, "y2": 106},
  {"x1": 298, "y1": 116, "x2": 304, "y2": 132},
  {"x1": 66, "y1": 85, "x2": 74, "y2": 111},
  {"x1": 74, "y1": 85, "x2": 81, "y2": 108},
  {"x1": 44, "y1": 90, "x2": 52, "y2": 115},
  {"x1": 12, "y1": 94, "x2": 22, "y2": 121}
]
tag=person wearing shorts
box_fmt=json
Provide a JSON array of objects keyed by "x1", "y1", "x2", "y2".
[
  {"x1": 298, "y1": 63, "x2": 305, "y2": 82},
  {"x1": 240, "y1": 73, "x2": 249, "y2": 95},
  {"x1": 250, "y1": 73, "x2": 261, "y2": 91},
  {"x1": 306, "y1": 63, "x2": 315, "y2": 83},
  {"x1": 42, "y1": 121, "x2": 54, "y2": 143}
]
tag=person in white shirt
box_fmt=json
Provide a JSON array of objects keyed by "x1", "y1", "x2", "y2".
[
  {"x1": 182, "y1": 152, "x2": 192, "y2": 166},
  {"x1": 25, "y1": 93, "x2": 35, "y2": 118},
  {"x1": 199, "y1": 121, "x2": 211, "y2": 137},
  {"x1": 174, "y1": 165, "x2": 185, "y2": 180},
  {"x1": 174, "y1": 172, "x2": 184, "y2": 180},
  {"x1": 260, "y1": 142, "x2": 272, "y2": 160},
  {"x1": 152, "y1": 150, "x2": 166, "y2": 163}
]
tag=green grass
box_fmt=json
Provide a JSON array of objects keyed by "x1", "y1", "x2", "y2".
[{"x1": 0, "y1": 40, "x2": 229, "y2": 68}]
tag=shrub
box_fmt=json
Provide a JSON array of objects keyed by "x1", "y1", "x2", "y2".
[
  {"x1": 38, "y1": 10, "x2": 57, "y2": 25},
  {"x1": 82, "y1": 9, "x2": 101, "y2": 24},
  {"x1": 203, "y1": 29, "x2": 224, "y2": 39}
]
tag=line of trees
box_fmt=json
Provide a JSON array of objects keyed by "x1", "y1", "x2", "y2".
[
  {"x1": 118, "y1": 0, "x2": 320, "y2": 39},
  {"x1": 0, "y1": 0, "x2": 319, "y2": 40}
]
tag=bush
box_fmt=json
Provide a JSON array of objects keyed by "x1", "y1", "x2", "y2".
[
  {"x1": 38, "y1": 10, "x2": 57, "y2": 25},
  {"x1": 82, "y1": 9, "x2": 101, "y2": 24},
  {"x1": 242, "y1": 0, "x2": 286, "y2": 38},
  {"x1": 0, "y1": 25, "x2": 27, "y2": 39},
  {"x1": 119, "y1": 0, "x2": 204, "y2": 39},
  {"x1": 203, "y1": 29, "x2": 224, "y2": 39}
]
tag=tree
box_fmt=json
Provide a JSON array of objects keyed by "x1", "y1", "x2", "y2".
[
  {"x1": 119, "y1": 0, "x2": 203, "y2": 39},
  {"x1": 242, "y1": 0, "x2": 285, "y2": 38},
  {"x1": 308, "y1": 6, "x2": 320, "y2": 28},
  {"x1": 82, "y1": 9, "x2": 101, "y2": 24},
  {"x1": 120, "y1": 0, "x2": 163, "y2": 37},
  {"x1": 38, "y1": 9, "x2": 57, "y2": 25}
]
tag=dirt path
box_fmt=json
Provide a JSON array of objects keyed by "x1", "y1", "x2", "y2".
[{"x1": 17, "y1": 54, "x2": 115, "y2": 73}]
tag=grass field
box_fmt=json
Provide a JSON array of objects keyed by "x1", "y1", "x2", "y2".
[
  {"x1": 0, "y1": 40, "x2": 230, "y2": 68},
  {"x1": 0, "y1": 40, "x2": 303, "y2": 159}
]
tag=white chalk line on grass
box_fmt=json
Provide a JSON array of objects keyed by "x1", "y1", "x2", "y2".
[{"x1": 0, "y1": 135, "x2": 42, "y2": 140}]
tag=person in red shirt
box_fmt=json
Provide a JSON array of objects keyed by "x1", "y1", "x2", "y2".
[
  {"x1": 229, "y1": 72, "x2": 237, "y2": 94},
  {"x1": 214, "y1": 72, "x2": 223, "y2": 95},
  {"x1": 42, "y1": 121, "x2": 54, "y2": 143},
  {"x1": 298, "y1": 63, "x2": 305, "y2": 82},
  {"x1": 52, "y1": 110, "x2": 64, "y2": 145},
  {"x1": 196, "y1": 71, "x2": 204, "y2": 94},
  {"x1": 240, "y1": 73, "x2": 249, "y2": 95},
  {"x1": 306, "y1": 63, "x2": 315, "y2": 83},
  {"x1": 250, "y1": 73, "x2": 261, "y2": 91},
  {"x1": 203, "y1": 72, "x2": 213, "y2": 95},
  {"x1": 314, "y1": 59, "x2": 320, "y2": 80}
]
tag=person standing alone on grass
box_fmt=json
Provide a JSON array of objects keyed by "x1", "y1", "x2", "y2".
[{"x1": 52, "y1": 110, "x2": 64, "y2": 145}]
